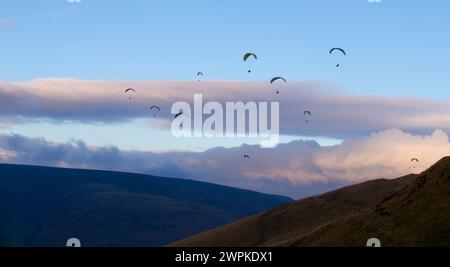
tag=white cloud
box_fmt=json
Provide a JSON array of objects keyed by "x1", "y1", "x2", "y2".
[
  {"x1": 253, "y1": 129, "x2": 450, "y2": 184},
  {"x1": 2, "y1": 78, "x2": 450, "y2": 140},
  {"x1": 1, "y1": 129, "x2": 449, "y2": 198}
]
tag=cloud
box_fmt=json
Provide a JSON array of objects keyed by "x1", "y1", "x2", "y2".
[
  {"x1": 2, "y1": 78, "x2": 450, "y2": 139},
  {"x1": 250, "y1": 129, "x2": 450, "y2": 184},
  {"x1": 1, "y1": 129, "x2": 449, "y2": 198},
  {"x1": 0, "y1": 19, "x2": 13, "y2": 29}
]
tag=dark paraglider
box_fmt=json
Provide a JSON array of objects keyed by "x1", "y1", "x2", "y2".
[
  {"x1": 411, "y1": 158, "x2": 419, "y2": 169},
  {"x1": 304, "y1": 110, "x2": 312, "y2": 123},
  {"x1": 329, "y1": 48, "x2": 346, "y2": 68},
  {"x1": 243, "y1": 52, "x2": 257, "y2": 73},
  {"x1": 150, "y1": 106, "x2": 161, "y2": 117},
  {"x1": 197, "y1": 72, "x2": 204, "y2": 81},
  {"x1": 125, "y1": 88, "x2": 136, "y2": 100},
  {"x1": 271, "y1": 77, "x2": 287, "y2": 94}
]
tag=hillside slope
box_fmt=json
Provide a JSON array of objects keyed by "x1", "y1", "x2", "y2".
[
  {"x1": 170, "y1": 157, "x2": 450, "y2": 247},
  {"x1": 0, "y1": 164, "x2": 292, "y2": 247}
]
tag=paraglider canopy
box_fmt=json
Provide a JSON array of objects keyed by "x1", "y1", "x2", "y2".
[
  {"x1": 243, "y1": 53, "x2": 257, "y2": 62},
  {"x1": 150, "y1": 105, "x2": 161, "y2": 111},
  {"x1": 270, "y1": 77, "x2": 287, "y2": 84},
  {"x1": 175, "y1": 111, "x2": 188, "y2": 119},
  {"x1": 329, "y1": 48, "x2": 346, "y2": 56}
]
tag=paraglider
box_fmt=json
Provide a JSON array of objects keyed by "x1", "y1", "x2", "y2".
[
  {"x1": 304, "y1": 110, "x2": 312, "y2": 123},
  {"x1": 150, "y1": 106, "x2": 161, "y2": 117},
  {"x1": 175, "y1": 111, "x2": 188, "y2": 130},
  {"x1": 271, "y1": 77, "x2": 287, "y2": 94},
  {"x1": 197, "y1": 72, "x2": 204, "y2": 81},
  {"x1": 174, "y1": 111, "x2": 188, "y2": 129},
  {"x1": 411, "y1": 158, "x2": 419, "y2": 168},
  {"x1": 243, "y1": 52, "x2": 257, "y2": 73},
  {"x1": 243, "y1": 154, "x2": 250, "y2": 163},
  {"x1": 329, "y1": 48, "x2": 346, "y2": 68},
  {"x1": 125, "y1": 88, "x2": 135, "y2": 100}
]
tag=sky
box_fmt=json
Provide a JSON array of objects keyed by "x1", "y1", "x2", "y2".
[
  {"x1": 1, "y1": 1, "x2": 450, "y2": 198},
  {"x1": 1, "y1": 1, "x2": 450, "y2": 97}
]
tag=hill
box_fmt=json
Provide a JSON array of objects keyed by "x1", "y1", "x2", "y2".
[
  {"x1": 0, "y1": 164, "x2": 292, "y2": 247},
  {"x1": 170, "y1": 157, "x2": 450, "y2": 247}
]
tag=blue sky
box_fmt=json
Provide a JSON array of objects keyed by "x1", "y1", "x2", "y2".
[{"x1": 1, "y1": 0, "x2": 450, "y2": 98}]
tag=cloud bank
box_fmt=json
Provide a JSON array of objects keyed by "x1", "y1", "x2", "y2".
[
  {"x1": 1, "y1": 129, "x2": 449, "y2": 198},
  {"x1": 2, "y1": 78, "x2": 450, "y2": 139}
]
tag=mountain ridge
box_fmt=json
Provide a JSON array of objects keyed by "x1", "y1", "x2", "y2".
[
  {"x1": 0, "y1": 163, "x2": 292, "y2": 247},
  {"x1": 170, "y1": 157, "x2": 450, "y2": 247}
]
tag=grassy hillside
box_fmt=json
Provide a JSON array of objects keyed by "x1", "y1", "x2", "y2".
[
  {"x1": 0, "y1": 164, "x2": 291, "y2": 247},
  {"x1": 170, "y1": 157, "x2": 450, "y2": 247}
]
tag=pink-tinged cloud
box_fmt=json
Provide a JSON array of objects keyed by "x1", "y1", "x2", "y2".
[
  {"x1": 246, "y1": 129, "x2": 450, "y2": 184},
  {"x1": 0, "y1": 19, "x2": 12, "y2": 29},
  {"x1": 1, "y1": 78, "x2": 450, "y2": 139},
  {"x1": 0, "y1": 129, "x2": 449, "y2": 198}
]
